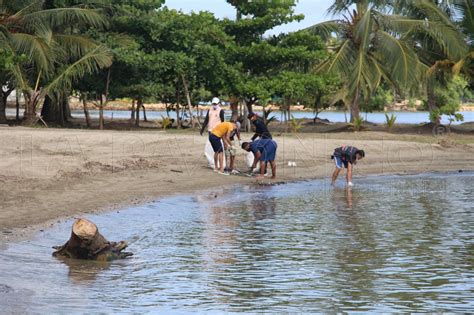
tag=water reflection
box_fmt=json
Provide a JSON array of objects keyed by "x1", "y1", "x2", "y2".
[
  {"x1": 55, "y1": 257, "x2": 113, "y2": 284},
  {"x1": 201, "y1": 194, "x2": 280, "y2": 309},
  {"x1": 330, "y1": 186, "x2": 381, "y2": 310},
  {"x1": 0, "y1": 173, "x2": 473, "y2": 313}
]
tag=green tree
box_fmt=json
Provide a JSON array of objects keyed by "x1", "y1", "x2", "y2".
[
  {"x1": 361, "y1": 87, "x2": 393, "y2": 119},
  {"x1": 0, "y1": 0, "x2": 111, "y2": 124},
  {"x1": 392, "y1": 0, "x2": 469, "y2": 119},
  {"x1": 222, "y1": 0, "x2": 304, "y2": 117},
  {"x1": 300, "y1": 74, "x2": 340, "y2": 121},
  {"x1": 81, "y1": 0, "x2": 165, "y2": 128},
  {"x1": 147, "y1": 8, "x2": 234, "y2": 127},
  {"x1": 225, "y1": 0, "x2": 303, "y2": 45},
  {"x1": 431, "y1": 75, "x2": 471, "y2": 126}
]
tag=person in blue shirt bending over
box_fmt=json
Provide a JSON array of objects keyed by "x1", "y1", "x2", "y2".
[
  {"x1": 331, "y1": 145, "x2": 365, "y2": 187},
  {"x1": 241, "y1": 139, "x2": 278, "y2": 179}
]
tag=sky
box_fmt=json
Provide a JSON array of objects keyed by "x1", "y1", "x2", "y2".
[{"x1": 164, "y1": 0, "x2": 335, "y2": 35}]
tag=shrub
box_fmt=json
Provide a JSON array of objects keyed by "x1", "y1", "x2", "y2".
[
  {"x1": 160, "y1": 115, "x2": 172, "y2": 130},
  {"x1": 385, "y1": 113, "x2": 397, "y2": 131},
  {"x1": 353, "y1": 116, "x2": 363, "y2": 131},
  {"x1": 290, "y1": 115, "x2": 302, "y2": 133},
  {"x1": 263, "y1": 108, "x2": 277, "y2": 126}
]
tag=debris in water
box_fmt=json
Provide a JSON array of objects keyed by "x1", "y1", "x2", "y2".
[{"x1": 53, "y1": 218, "x2": 133, "y2": 261}]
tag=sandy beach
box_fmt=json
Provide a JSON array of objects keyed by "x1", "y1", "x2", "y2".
[{"x1": 0, "y1": 125, "x2": 473, "y2": 240}]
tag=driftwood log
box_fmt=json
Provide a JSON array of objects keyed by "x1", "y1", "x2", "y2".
[{"x1": 53, "y1": 218, "x2": 133, "y2": 261}]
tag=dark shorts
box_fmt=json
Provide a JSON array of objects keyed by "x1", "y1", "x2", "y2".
[
  {"x1": 334, "y1": 156, "x2": 348, "y2": 169},
  {"x1": 262, "y1": 148, "x2": 276, "y2": 162},
  {"x1": 257, "y1": 140, "x2": 277, "y2": 162},
  {"x1": 209, "y1": 133, "x2": 223, "y2": 153}
]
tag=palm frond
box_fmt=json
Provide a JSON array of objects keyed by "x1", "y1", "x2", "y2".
[
  {"x1": 385, "y1": 3, "x2": 468, "y2": 60},
  {"x1": 390, "y1": 17, "x2": 467, "y2": 59},
  {"x1": 350, "y1": 49, "x2": 383, "y2": 96},
  {"x1": 375, "y1": 30, "x2": 421, "y2": 85},
  {"x1": 327, "y1": 0, "x2": 353, "y2": 16},
  {"x1": 453, "y1": 51, "x2": 474, "y2": 74},
  {"x1": 353, "y1": 7, "x2": 373, "y2": 51},
  {"x1": 45, "y1": 45, "x2": 113, "y2": 94},
  {"x1": 53, "y1": 34, "x2": 98, "y2": 59},
  {"x1": 21, "y1": 8, "x2": 107, "y2": 31},
  {"x1": 10, "y1": 32, "x2": 54, "y2": 72},
  {"x1": 324, "y1": 40, "x2": 356, "y2": 76},
  {"x1": 452, "y1": 0, "x2": 474, "y2": 45},
  {"x1": 305, "y1": 20, "x2": 347, "y2": 41},
  {"x1": 9, "y1": 63, "x2": 30, "y2": 92}
]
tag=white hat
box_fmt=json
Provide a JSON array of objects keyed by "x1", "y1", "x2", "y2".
[{"x1": 211, "y1": 97, "x2": 220, "y2": 104}]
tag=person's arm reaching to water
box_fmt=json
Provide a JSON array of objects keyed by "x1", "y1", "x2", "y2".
[
  {"x1": 252, "y1": 150, "x2": 262, "y2": 170},
  {"x1": 346, "y1": 162, "x2": 353, "y2": 186},
  {"x1": 345, "y1": 147, "x2": 358, "y2": 186}
]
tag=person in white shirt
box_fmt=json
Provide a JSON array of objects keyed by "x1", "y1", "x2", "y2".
[{"x1": 200, "y1": 97, "x2": 225, "y2": 168}]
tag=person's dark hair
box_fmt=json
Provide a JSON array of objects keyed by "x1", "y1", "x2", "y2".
[
  {"x1": 241, "y1": 142, "x2": 250, "y2": 150},
  {"x1": 247, "y1": 112, "x2": 256, "y2": 119},
  {"x1": 356, "y1": 150, "x2": 365, "y2": 157}
]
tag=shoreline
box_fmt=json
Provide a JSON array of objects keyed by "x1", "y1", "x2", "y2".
[
  {"x1": 1, "y1": 126, "x2": 473, "y2": 244},
  {"x1": 1, "y1": 169, "x2": 472, "y2": 246}
]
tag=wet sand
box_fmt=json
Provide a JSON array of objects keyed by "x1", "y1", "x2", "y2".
[{"x1": 0, "y1": 126, "x2": 473, "y2": 241}]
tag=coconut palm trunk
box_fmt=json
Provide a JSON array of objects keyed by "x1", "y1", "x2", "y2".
[
  {"x1": 23, "y1": 89, "x2": 42, "y2": 124},
  {"x1": 351, "y1": 86, "x2": 361, "y2": 122}
]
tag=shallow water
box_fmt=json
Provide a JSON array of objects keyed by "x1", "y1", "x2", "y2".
[{"x1": 1, "y1": 173, "x2": 473, "y2": 313}]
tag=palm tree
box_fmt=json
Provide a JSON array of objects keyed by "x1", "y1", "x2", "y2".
[
  {"x1": 0, "y1": 0, "x2": 112, "y2": 124},
  {"x1": 452, "y1": 0, "x2": 474, "y2": 80},
  {"x1": 309, "y1": 0, "x2": 467, "y2": 122},
  {"x1": 391, "y1": 0, "x2": 469, "y2": 117}
]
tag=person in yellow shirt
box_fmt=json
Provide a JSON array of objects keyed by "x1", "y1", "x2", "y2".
[{"x1": 210, "y1": 121, "x2": 237, "y2": 175}]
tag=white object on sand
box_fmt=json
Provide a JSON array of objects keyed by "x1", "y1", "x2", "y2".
[
  {"x1": 245, "y1": 151, "x2": 256, "y2": 168},
  {"x1": 204, "y1": 139, "x2": 226, "y2": 169}
]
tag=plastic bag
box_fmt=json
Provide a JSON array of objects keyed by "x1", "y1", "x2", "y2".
[
  {"x1": 204, "y1": 140, "x2": 226, "y2": 169},
  {"x1": 245, "y1": 151, "x2": 254, "y2": 168}
]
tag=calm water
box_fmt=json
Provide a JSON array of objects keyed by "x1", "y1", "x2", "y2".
[
  {"x1": 7, "y1": 108, "x2": 472, "y2": 124},
  {"x1": 68, "y1": 109, "x2": 473, "y2": 125},
  {"x1": 1, "y1": 173, "x2": 473, "y2": 313}
]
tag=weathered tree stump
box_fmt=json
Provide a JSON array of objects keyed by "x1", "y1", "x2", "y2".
[{"x1": 53, "y1": 218, "x2": 133, "y2": 261}]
